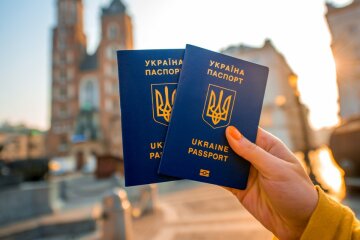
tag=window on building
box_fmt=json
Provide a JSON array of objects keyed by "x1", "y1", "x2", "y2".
[
  {"x1": 59, "y1": 88, "x2": 67, "y2": 100},
  {"x1": 60, "y1": 69, "x2": 66, "y2": 82},
  {"x1": 84, "y1": 82, "x2": 95, "y2": 107},
  {"x1": 79, "y1": 77, "x2": 99, "y2": 110},
  {"x1": 58, "y1": 29, "x2": 66, "y2": 50},
  {"x1": 67, "y1": 85, "x2": 74, "y2": 99},
  {"x1": 54, "y1": 123, "x2": 70, "y2": 134},
  {"x1": 53, "y1": 70, "x2": 59, "y2": 81},
  {"x1": 67, "y1": 68, "x2": 74, "y2": 80},
  {"x1": 68, "y1": 1, "x2": 77, "y2": 25},
  {"x1": 105, "y1": 99, "x2": 112, "y2": 112},
  {"x1": 105, "y1": 81, "x2": 112, "y2": 95},
  {"x1": 59, "y1": 1, "x2": 66, "y2": 24},
  {"x1": 53, "y1": 53, "x2": 59, "y2": 65},
  {"x1": 58, "y1": 135, "x2": 69, "y2": 152},
  {"x1": 59, "y1": 105, "x2": 67, "y2": 118},
  {"x1": 104, "y1": 64, "x2": 112, "y2": 77},
  {"x1": 106, "y1": 45, "x2": 117, "y2": 61},
  {"x1": 60, "y1": 54, "x2": 66, "y2": 65},
  {"x1": 66, "y1": 51, "x2": 73, "y2": 63},
  {"x1": 108, "y1": 24, "x2": 119, "y2": 40}
]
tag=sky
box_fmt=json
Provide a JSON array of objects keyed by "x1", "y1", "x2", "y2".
[{"x1": 0, "y1": 0, "x2": 353, "y2": 130}]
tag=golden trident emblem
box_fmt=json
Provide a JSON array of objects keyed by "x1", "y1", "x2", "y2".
[
  {"x1": 151, "y1": 83, "x2": 177, "y2": 126},
  {"x1": 203, "y1": 84, "x2": 236, "y2": 129},
  {"x1": 206, "y1": 90, "x2": 232, "y2": 125},
  {"x1": 155, "y1": 86, "x2": 176, "y2": 122}
]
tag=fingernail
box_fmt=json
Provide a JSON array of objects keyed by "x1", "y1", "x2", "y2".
[{"x1": 227, "y1": 126, "x2": 242, "y2": 141}]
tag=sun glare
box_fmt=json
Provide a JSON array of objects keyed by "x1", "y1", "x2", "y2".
[
  {"x1": 130, "y1": 0, "x2": 341, "y2": 130},
  {"x1": 310, "y1": 146, "x2": 346, "y2": 201}
]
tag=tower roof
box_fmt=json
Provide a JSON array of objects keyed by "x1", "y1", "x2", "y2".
[{"x1": 102, "y1": 0, "x2": 126, "y2": 16}]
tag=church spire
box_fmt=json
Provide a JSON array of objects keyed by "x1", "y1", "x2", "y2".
[
  {"x1": 57, "y1": 0, "x2": 84, "y2": 27},
  {"x1": 102, "y1": 0, "x2": 127, "y2": 16}
]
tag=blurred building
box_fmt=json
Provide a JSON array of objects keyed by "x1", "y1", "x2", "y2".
[
  {"x1": 0, "y1": 123, "x2": 46, "y2": 161},
  {"x1": 222, "y1": 40, "x2": 312, "y2": 151},
  {"x1": 326, "y1": 0, "x2": 360, "y2": 120},
  {"x1": 47, "y1": 0, "x2": 133, "y2": 158}
]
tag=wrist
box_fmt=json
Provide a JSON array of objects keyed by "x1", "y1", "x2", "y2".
[
  {"x1": 292, "y1": 185, "x2": 320, "y2": 239},
  {"x1": 276, "y1": 185, "x2": 319, "y2": 240}
]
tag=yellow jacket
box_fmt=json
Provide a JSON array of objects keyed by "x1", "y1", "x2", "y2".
[{"x1": 274, "y1": 186, "x2": 360, "y2": 240}]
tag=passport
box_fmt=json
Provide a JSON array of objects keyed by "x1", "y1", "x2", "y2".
[
  {"x1": 158, "y1": 44, "x2": 269, "y2": 190},
  {"x1": 117, "y1": 49, "x2": 183, "y2": 186}
]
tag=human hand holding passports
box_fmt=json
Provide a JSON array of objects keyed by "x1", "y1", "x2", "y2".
[
  {"x1": 225, "y1": 126, "x2": 318, "y2": 240},
  {"x1": 118, "y1": 46, "x2": 354, "y2": 240}
]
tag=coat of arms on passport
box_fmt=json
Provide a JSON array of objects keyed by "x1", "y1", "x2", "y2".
[
  {"x1": 151, "y1": 83, "x2": 177, "y2": 126},
  {"x1": 202, "y1": 84, "x2": 236, "y2": 129}
]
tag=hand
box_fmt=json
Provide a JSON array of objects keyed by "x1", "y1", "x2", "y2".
[{"x1": 225, "y1": 126, "x2": 318, "y2": 240}]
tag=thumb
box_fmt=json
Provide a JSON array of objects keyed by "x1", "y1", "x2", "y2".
[{"x1": 225, "y1": 126, "x2": 284, "y2": 178}]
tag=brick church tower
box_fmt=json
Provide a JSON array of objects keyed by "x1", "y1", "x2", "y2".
[{"x1": 48, "y1": 0, "x2": 133, "y2": 158}]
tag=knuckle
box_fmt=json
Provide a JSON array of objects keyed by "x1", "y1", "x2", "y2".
[{"x1": 244, "y1": 139, "x2": 258, "y2": 152}]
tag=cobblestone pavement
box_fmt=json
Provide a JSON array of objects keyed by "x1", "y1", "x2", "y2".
[
  {"x1": 2, "y1": 176, "x2": 360, "y2": 240},
  {"x1": 134, "y1": 184, "x2": 272, "y2": 240}
]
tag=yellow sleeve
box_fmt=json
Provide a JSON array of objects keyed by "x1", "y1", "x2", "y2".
[
  {"x1": 272, "y1": 186, "x2": 360, "y2": 240},
  {"x1": 300, "y1": 186, "x2": 360, "y2": 240}
]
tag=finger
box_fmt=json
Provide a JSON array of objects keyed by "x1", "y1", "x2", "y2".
[
  {"x1": 256, "y1": 128, "x2": 298, "y2": 163},
  {"x1": 255, "y1": 127, "x2": 281, "y2": 151},
  {"x1": 226, "y1": 126, "x2": 286, "y2": 178}
]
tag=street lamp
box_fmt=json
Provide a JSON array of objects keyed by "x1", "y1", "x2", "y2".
[{"x1": 288, "y1": 74, "x2": 318, "y2": 183}]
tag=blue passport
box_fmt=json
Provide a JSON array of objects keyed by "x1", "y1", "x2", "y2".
[
  {"x1": 117, "y1": 49, "x2": 183, "y2": 186},
  {"x1": 158, "y1": 44, "x2": 269, "y2": 190}
]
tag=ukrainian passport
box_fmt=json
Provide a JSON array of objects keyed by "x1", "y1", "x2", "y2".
[
  {"x1": 117, "y1": 49, "x2": 183, "y2": 186},
  {"x1": 158, "y1": 44, "x2": 268, "y2": 190}
]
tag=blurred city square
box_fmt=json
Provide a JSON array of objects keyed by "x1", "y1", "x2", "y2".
[{"x1": 0, "y1": 0, "x2": 360, "y2": 239}]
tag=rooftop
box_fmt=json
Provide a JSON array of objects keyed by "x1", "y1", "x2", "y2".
[{"x1": 102, "y1": 0, "x2": 126, "y2": 16}]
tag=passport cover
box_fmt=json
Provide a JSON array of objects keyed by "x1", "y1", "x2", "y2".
[
  {"x1": 158, "y1": 44, "x2": 269, "y2": 190},
  {"x1": 117, "y1": 49, "x2": 183, "y2": 186}
]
